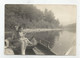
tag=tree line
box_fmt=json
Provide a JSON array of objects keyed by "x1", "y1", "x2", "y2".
[{"x1": 5, "y1": 4, "x2": 60, "y2": 31}]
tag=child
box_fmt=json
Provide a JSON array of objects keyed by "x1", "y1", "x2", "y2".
[{"x1": 18, "y1": 25, "x2": 32, "y2": 55}]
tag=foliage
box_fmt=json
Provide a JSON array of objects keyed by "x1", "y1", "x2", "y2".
[{"x1": 5, "y1": 4, "x2": 60, "y2": 31}]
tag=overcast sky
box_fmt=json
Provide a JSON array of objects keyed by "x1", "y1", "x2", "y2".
[{"x1": 35, "y1": 4, "x2": 76, "y2": 26}]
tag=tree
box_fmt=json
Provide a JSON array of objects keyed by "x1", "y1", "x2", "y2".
[{"x1": 5, "y1": 4, "x2": 60, "y2": 31}]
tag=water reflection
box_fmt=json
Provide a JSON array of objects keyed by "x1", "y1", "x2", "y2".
[
  {"x1": 26, "y1": 30, "x2": 76, "y2": 55},
  {"x1": 51, "y1": 31, "x2": 76, "y2": 55},
  {"x1": 25, "y1": 31, "x2": 60, "y2": 48}
]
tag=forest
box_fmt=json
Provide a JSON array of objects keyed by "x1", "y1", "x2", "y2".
[{"x1": 5, "y1": 4, "x2": 60, "y2": 31}]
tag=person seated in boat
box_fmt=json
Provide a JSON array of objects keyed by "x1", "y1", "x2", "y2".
[
  {"x1": 30, "y1": 37, "x2": 38, "y2": 46},
  {"x1": 18, "y1": 24, "x2": 33, "y2": 55}
]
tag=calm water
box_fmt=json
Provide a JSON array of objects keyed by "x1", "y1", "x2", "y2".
[
  {"x1": 30, "y1": 30, "x2": 76, "y2": 55},
  {"x1": 51, "y1": 31, "x2": 76, "y2": 55}
]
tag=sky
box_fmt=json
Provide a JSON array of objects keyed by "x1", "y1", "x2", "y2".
[{"x1": 35, "y1": 4, "x2": 76, "y2": 26}]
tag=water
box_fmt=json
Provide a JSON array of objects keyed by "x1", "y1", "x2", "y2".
[
  {"x1": 51, "y1": 31, "x2": 76, "y2": 55},
  {"x1": 32, "y1": 30, "x2": 76, "y2": 55},
  {"x1": 5, "y1": 30, "x2": 76, "y2": 55}
]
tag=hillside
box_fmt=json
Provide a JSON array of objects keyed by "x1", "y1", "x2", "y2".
[
  {"x1": 65, "y1": 23, "x2": 76, "y2": 29},
  {"x1": 64, "y1": 23, "x2": 76, "y2": 32}
]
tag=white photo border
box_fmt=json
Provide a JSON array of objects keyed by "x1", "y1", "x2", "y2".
[{"x1": 0, "y1": 0, "x2": 80, "y2": 58}]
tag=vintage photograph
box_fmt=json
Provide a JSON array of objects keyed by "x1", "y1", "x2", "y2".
[{"x1": 5, "y1": 4, "x2": 76, "y2": 55}]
